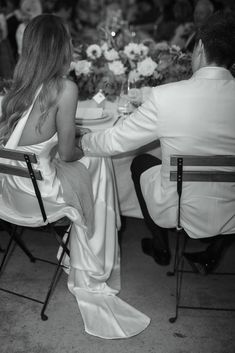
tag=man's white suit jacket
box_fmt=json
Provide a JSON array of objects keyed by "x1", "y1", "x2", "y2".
[{"x1": 82, "y1": 66, "x2": 235, "y2": 238}]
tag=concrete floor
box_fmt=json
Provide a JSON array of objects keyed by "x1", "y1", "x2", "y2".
[{"x1": 0, "y1": 217, "x2": 235, "y2": 353}]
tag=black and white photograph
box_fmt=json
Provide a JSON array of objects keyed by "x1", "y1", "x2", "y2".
[{"x1": 0, "y1": 0, "x2": 235, "y2": 352}]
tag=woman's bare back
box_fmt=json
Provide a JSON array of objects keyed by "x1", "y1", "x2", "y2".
[{"x1": 18, "y1": 91, "x2": 58, "y2": 147}]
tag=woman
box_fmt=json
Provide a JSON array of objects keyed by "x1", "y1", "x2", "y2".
[{"x1": 0, "y1": 14, "x2": 150, "y2": 339}]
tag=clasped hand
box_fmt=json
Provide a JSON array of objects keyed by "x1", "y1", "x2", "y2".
[
  {"x1": 75, "y1": 127, "x2": 91, "y2": 155},
  {"x1": 76, "y1": 126, "x2": 91, "y2": 138}
]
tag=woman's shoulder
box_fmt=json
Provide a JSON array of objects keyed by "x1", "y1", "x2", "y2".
[
  {"x1": 61, "y1": 77, "x2": 78, "y2": 94},
  {"x1": 58, "y1": 78, "x2": 78, "y2": 105}
]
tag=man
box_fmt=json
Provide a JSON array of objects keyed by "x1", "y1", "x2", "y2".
[
  {"x1": 78, "y1": 11, "x2": 235, "y2": 273},
  {"x1": 184, "y1": 0, "x2": 214, "y2": 52}
]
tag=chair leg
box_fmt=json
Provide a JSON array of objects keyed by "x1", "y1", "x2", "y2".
[
  {"x1": 0, "y1": 221, "x2": 9, "y2": 252},
  {"x1": 10, "y1": 225, "x2": 36, "y2": 262},
  {"x1": 0, "y1": 236, "x2": 14, "y2": 273},
  {"x1": 168, "y1": 230, "x2": 235, "y2": 320},
  {"x1": 169, "y1": 253, "x2": 185, "y2": 323},
  {"x1": 40, "y1": 226, "x2": 71, "y2": 321},
  {"x1": 167, "y1": 231, "x2": 180, "y2": 276},
  {"x1": 0, "y1": 223, "x2": 71, "y2": 321},
  {"x1": 48, "y1": 224, "x2": 70, "y2": 257},
  {"x1": 168, "y1": 231, "x2": 187, "y2": 323},
  {"x1": 0, "y1": 225, "x2": 36, "y2": 277}
]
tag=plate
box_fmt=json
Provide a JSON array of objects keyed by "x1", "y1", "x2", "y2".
[
  {"x1": 76, "y1": 107, "x2": 103, "y2": 120},
  {"x1": 75, "y1": 115, "x2": 112, "y2": 126}
]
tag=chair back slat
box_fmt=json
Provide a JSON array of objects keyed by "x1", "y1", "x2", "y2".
[
  {"x1": 170, "y1": 154, "x2": 235, "y2": 231},
  {"x1": 170, "y1": 155, "x2": 235, "y2": 167},
  {"x1": 0, "y1": 148, "x2": 38, "y2": 163},
  {"x1": 0, "y1": 163, "x2": 42, "y2": 180},
  {"x1": 0, "y1": 147, "x2": 46, "y2": 221},
  {"x1": 170, "y1": 171, "x2": 235, "y2": 182}
]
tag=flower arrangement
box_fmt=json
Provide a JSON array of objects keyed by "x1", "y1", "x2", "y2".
[
  {"x1": 70, "y1": 39, "x2": 192, "y2": 101},
  {"x1": 70, "y1": 42, "x2": 127, "y2": 101}
]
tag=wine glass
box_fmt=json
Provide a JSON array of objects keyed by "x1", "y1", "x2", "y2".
[
  {"x1": 117, "y1": 79, "x2": 131, "y2": 115},
  {"x1": 127, "y1": 80, "x2": 141, "y2": 107}
]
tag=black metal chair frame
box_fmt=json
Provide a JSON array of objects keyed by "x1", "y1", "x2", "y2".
[
  {"x1": 0, "y1": 147, "x2": 71, "y2": 321},
  {"x1": 167, "y1": 155, "x2": 235, "y2": 323}
]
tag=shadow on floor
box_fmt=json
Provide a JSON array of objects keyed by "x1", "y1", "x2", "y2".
[{"x1": 0, "y1": 217, "x2": 235, "y2": 353}]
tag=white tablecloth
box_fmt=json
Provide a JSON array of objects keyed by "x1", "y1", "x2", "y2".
[{"x1": 76, "y1": 96, "x2": 161, "y2": 219}]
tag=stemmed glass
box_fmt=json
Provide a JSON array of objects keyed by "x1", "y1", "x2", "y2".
[
  {"x1": 127, "y1": 80, "x2": 141, "y2": 107},
  {"x1": 117, "y1": 79, "x2": 131, "y2": 115}
]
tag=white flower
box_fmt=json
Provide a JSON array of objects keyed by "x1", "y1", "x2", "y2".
[
  {"x1": 170, "y1": 44, "x2": 181, "y2": 52},
  {"x1": 108, "y1": 60, "x2": 126, "y2": 75},
  {"x1": 104, "y1": 48, "x2": 119, "y2": 61},
  {"x1": 123, "y1": 43, "x2": 141, "y2": 60},
  {"x1": 137, "y1": 57, "x2": 157, "y2": 77},
  {"x1": 86, "y1": 44, "x2": 102, "y2": 60},
  {"x1": 154, "y1": 42, "x2": 169, "y2": 51},
  {"x1": 71, "y1": 60, "x2": 91, "y2": 76}
]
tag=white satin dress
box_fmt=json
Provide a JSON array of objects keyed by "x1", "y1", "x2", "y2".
[{"x1": 0, "y1": 90, "x2": 150, "y2": 339}]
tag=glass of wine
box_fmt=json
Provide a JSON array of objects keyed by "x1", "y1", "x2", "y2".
[
  {"x1": 117, "y1": 79, "x2": 131, "y2": 115},
  {"x1": 128, "y1": 81, "x2": 141, "y2": 107}
]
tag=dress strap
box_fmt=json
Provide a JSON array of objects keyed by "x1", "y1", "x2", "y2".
[{"x1": 5, "y1": 85, "x2": 43, "y2": 149}]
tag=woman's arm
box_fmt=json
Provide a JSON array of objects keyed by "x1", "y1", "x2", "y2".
[{"x1": 56, "y1": 79, "x2": 83, "y2": 162}]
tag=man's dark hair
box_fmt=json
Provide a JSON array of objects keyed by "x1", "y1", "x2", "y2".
[{"x1": 196, "y1": 11, "x2": 235, "y2": 68}]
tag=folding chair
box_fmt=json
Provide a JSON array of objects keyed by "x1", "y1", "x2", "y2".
[
  {"x1": 168, "y1": 155, "x2": 235, "y2": 323},
  {"x1": 0, "y1": 220, "x2": 11, "y2": 252},
  {"x1": 0, "y1": 147, "x2": 71, "y2": 321}
]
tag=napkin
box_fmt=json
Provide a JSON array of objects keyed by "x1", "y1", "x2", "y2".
[{"x1": 76, "y1": 106, "x2": 103, "y2": 120}]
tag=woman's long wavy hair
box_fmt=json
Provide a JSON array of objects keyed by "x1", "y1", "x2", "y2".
[{"x1": 0, "y1": 14, "x2": 73, "y2": 145}]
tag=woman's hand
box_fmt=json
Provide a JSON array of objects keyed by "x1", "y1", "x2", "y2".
[{"x1": 75, "y1": 126, "x2": 91, "y2": 138}]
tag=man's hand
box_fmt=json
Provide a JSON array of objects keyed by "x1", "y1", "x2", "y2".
[{"x1": 76, "y1": 136, "x2": 84, "y2": 153}]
